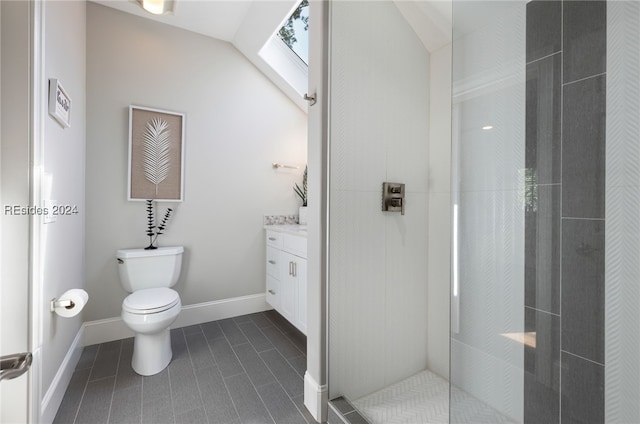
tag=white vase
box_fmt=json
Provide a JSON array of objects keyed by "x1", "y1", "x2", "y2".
[{"x1": 298, "y1": 206, "x2": 308, "y2": 225}]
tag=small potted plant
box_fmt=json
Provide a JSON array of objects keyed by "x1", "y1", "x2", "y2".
[{"x1": 294, "y1": 165, "x2": 307, "y2": 225}]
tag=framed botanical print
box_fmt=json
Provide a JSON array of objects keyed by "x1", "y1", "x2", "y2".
[{"x1": 128, "y1": 105, "x2": 185, "y2": 201}]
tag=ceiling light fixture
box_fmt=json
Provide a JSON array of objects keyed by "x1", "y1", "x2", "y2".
[
  {"x1": 136, "y1": 0, "x2": 175, "y2": 15},
  {"x1": 482, "y1": 125, "x2": 494, "y2": 130}
]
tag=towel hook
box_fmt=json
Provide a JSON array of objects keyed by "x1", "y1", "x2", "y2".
[
  {"x1": 272, "y1": 163, "x2": 299, "y2": 170},
  {"x1": 303, "y1": 93, "x2": 317, "y2": 106}
]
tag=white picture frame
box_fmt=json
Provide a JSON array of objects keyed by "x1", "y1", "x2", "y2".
[
  {"x1": 128, "y1": 105, "x2": 185, "y2": 202},
  {"x1": 48, "y1": 79, "x2": 71, "y2": 128}
]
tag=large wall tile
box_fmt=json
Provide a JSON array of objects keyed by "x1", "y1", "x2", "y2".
[
  {"x1": 329, "y1": 190, "x2": 386, "y2": 400},
  {"x1": 561, "y1": 352, "x2": 604, "y2": 424},
  {"x1": 562, "y1": 218, "x2": 605, "y2": 364},
  {"x1": 524, "y1": 1, "x2": 608, "y2": 422},
  {"x1": 524, "y1": 307, "x2": 559, "y2": 424},
  {"x1": 330, "y1": 0, "x2": 429, "y2": 193},
  {"x1": 526, "y1": 1, "x2": 562, "y2": 63},
  {"x1": 562, "y1": 75, "x2": 606, "y2": 219},
  {"x1": 526, "y1": 54, "x2": 561, "y2": 185},
  {"x1": 384, "y1": 192, "x2": 429, "y2": 386},
  {"x1": 525, "y1": 184, "x2": 560, "y2": 314},
  {"x1": 563, "y1": 0, "x2": 606, "y2": 84}
]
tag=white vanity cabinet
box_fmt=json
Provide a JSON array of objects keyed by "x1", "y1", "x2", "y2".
[{"x1": 265, "y1": 227, "x2": 307, "y2": 335}]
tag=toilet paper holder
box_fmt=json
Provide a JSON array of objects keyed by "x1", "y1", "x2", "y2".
[{"x1": 50, "y1": 298, "x2": 75, "y2": 312}]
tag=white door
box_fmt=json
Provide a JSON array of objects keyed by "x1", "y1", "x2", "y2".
[{"x1": 1, "y1": 1, "x2": 38, "y2": 422}]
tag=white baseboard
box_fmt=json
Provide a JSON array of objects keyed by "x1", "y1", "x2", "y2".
[
  {"x1": 40, "y1": 326, "x2": 84, "y2": 424},
  {"x1": 83, "y1": 316, "x2": 132, "y2": 346},
  {"x1": 304, "y1": 371, "x2": 328, "y2": 423},
  {"x1": 83, "y1": 293, "x2": 271, "y2": 346}
]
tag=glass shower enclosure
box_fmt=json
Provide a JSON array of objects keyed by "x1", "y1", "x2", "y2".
[
  {"x1": 450, "y1": 1, "x2": 525, "y2": 422},
  {"x1": 326, "y1": 1, "x2": 640, "y2": 423}
]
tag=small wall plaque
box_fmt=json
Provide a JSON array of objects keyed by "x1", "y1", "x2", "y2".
[{"x1": 48, "y1": 79, "x2": 71, "y2": 128}]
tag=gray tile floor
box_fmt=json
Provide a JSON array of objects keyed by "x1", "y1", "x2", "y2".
[{"x1": 53, "y1": 310, "x2": 315, "y2": 424}]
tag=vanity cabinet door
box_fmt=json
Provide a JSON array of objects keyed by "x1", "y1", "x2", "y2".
[{"x1": 280, "y1": 252, "x2": 298, "y2": 325}]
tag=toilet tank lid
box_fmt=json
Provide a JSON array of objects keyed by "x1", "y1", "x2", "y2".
[{"x1": 117, "y1": 246, "x2": 184, "y2": 259}]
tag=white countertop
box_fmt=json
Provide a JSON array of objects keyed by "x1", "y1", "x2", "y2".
[{"x1": 264, "y1": 224, "x2": 307, "y2": 237}]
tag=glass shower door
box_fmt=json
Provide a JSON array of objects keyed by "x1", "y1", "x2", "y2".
[
  {"x1": 450, "y1": 1, "x2": 526, "y2": 422},
  {"x1": 452, "y1": 1, "x2": 616, "y2": 422}
]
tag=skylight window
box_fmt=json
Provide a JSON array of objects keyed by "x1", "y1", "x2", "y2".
[
  {"x1": 278, "y1": 0, "x2": 308, "y2": 65},
  {"x1": 256, "y1": 0, "x2": 309, "y2": 101}
]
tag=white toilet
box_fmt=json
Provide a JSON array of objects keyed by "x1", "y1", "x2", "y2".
[{"x1": 116, "y1": 246, "x2": 183, "y2": 376}]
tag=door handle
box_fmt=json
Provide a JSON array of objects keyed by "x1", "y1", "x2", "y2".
[{"x1": 1, "y1": 352, "x2": 32, "y2": 382}]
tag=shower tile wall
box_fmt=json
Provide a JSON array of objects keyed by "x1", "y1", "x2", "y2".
[
  {"x1": 525, "y1": 1, "x2": 606, "y2": 423},
  {"x1": 328, "y1": 0, "x2": 430, "y2": 401},
  {"x1": 606, "y1": 2, "x2": 640, "y2": 422}
]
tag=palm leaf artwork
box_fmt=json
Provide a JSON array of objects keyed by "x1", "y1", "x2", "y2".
[{"x1": 142, "y1": 117, "x2": 171, "y2": 196}]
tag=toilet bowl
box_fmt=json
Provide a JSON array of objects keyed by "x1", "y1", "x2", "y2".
[
  {"x1": 116, "y1": 246, "x2": 184, "y2": 376},
  {"x1": 121, "y1": 287, "x2": 182, "y2": 376}
]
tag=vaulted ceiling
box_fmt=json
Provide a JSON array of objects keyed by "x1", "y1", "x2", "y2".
[
  {"x1": 92, "y1": 1, "x2": 454, "y2": 110},
  {"x1": 92, "y1": 1, "x2": 256, "y2": 42},
  {"x1": 93, "y1": 0, "x2": 452, "y2": 50}
]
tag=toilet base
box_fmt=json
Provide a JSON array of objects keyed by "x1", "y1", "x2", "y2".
[{"x1": 131, "y1": 328, "x2": 172, "y2": 376}]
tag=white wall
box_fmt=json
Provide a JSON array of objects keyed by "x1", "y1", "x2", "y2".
[
  {"x1": 450, "y1": 2, "x2": 525, "y2": 421},
  {"x1": 328, "y1": 1, "x2": 430, "y2": 400},
  {"x1": 85, "y1": 4, "x2": 307, "y2": 322},
  {"x1": 40, "y1": 0, "x2": 87, "y2": 413}
]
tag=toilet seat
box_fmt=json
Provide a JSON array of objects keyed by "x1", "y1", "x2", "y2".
[{"x1": 123, "y1": 287, "x2": 180, "y2": 315}]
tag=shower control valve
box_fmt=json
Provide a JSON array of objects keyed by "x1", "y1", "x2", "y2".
[{"x1": 382, "y1": 182, "x2": 405, "y2": 215}]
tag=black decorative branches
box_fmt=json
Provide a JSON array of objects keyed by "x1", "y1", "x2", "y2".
[
  {"x1": 145, "y1": 199, "x2": 173, "y2": 250},
  {"x1": 293, "y1": 165, "x2": 308, "y2": 207}
]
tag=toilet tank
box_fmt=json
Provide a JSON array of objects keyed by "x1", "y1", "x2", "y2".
[{"x1": 116, "y1": 246, "x2": 183, "y2": 292}]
